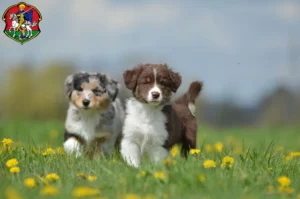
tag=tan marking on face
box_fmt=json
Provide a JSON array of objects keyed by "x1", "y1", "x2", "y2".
[
  {"x1": 84, "y1": 92, "x2": 110, "y2": 111},
  {"x1": 81, "y1": 81, "x2": 98, "y2": 90},
  {"x1": 71, "y1": 90, "x2": 84, "y2": 108}
]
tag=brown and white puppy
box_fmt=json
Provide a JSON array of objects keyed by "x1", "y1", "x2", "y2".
[
  {"x1": 63, "y1": 72, "x2": 125, "y2": 158},
  {"x1": 120, "y1": 64, "x2": 202, "y2": 167}
]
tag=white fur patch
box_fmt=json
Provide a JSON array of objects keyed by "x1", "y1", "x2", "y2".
[
  {"x1": 146, "y1": 68, "x2": 162, "y2": 103},
  {"x1": 120, "y1": 98, "x2": 169, "y2": 168},
  {"x1": 188, "y1": 103, "x2": 196, "y2": 117},
  {"x1": 64, "y1": 100, "x2": 124, "y2": 157},
  {"x1": 63, "y1": 138, "x2": 82, "y2": 157}
]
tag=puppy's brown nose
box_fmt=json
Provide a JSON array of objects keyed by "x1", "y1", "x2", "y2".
[{"x1": 151, "y1": 92, "x2": 160, "y2": 99}]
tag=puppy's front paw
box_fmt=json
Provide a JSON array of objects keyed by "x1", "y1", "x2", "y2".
[{"x1": 64, "y1": 137, "x2": 82, "y2": 157}]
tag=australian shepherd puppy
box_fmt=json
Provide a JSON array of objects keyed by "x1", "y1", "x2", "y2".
[
  {"x1": 120, "y1": 64, "x2": 202, "y2": 167},
  {"x1": 63, "y1": 72, "x2": 124, "y2": 158}
]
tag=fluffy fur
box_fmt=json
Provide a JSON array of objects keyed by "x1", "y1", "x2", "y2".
[
  {"x1": 120, "y1": 64, "x2": 202, "y2": 167},
  {"x1": 63, "y1": 72, "x2": 125, "y2": 158}
]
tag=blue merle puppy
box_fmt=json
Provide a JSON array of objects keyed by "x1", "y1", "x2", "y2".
[{"x1": 63, "y1": 72, "x2": 125, "y2": 158}]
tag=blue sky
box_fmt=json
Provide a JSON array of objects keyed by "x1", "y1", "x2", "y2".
[{"x1": 0, "y1": 0, "x2": 299, "y2": 106}]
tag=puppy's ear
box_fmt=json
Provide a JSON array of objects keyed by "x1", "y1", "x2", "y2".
[
  {"x1": 97, "y1": 73, "x2": 119, "y2": 101},
  {"x1": 123, "y1": 66, "x2": 142, "y2": 90},
  {"x1": 106, "y1": 78, "x2": 119, "y2": 101},
  {"x1": 168, "y1": 67, "x2": 182, "y2": 93},
  {"x1": 64, "y1": 74, "x2": 74, "y2": 98}
]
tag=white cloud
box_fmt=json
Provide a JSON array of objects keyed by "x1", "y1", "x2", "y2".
[
  {"x1": 70, "y1": 0, "x2": 177, "y2": 31},
  {"x1": 274, "y1": 2, "x2": 300, "y2": 21}
]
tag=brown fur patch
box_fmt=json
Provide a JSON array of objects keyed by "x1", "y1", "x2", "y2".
[
  {"x1": 163, "y1": 81, "x2": 203, "y2": 158},
  {"x1": 71, "y1": 90, "x2": 84, "y2": 108},
  {"x1": 123, "y1": 64, "x2": 182, "y2": 104},
  {"x1": 93, "y1": 93, "x2": 110, "y2": 111},
  {"x1": 70, "y1": 90, "x2": 110, "y2": 111}
]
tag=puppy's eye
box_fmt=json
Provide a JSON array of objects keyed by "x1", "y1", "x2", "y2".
[
  {"x1": 160, "y1": 81, "x2": 169, "y2": 86},
  {"x1": 142, "y1": 78, "x2": 151, "y2": 84},
  {"x1": 93, "y1": 89, "x2": 103, "y2": 95},
  {"x1": 77, "y1": 88, "x2": 83, "y2": 92}
]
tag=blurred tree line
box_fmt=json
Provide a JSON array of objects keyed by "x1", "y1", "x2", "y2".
[{"x1": 0, "y1": 62, "x2": 299, "y2": 128}]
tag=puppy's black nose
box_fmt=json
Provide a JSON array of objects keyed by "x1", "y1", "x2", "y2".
[
  {"x1": 83, "y1": 99, "x2": 90, "y2": 107},
  {"x1": 151, "y1": 92, "x2": 160, "y2": 99}
]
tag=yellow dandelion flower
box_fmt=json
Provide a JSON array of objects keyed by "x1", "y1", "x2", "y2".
[
  {"x1": 40, "y1": 185, "x2": 59, "y2": 196},
  {"x1": 46, "y1": 173, "x2": 60, "y2": 181},
  {"x1": 221, "y1": 156, "x2": 234, "y2": 168},
  {"x1": 2, "y1": 138, "x2": 13, "y2": 147},
  {"x1": 42, "y1": 148, "x2": 56, "y2": 156},
  {"x1": 198, "y1": 174, "x2": 206, "y2": 182},
  {"x1": 189, "y1": 149, "x2": 201, "y2": 155},
  {"x1": 10, "y1": 166, "x2": 20, "y2": 173},
  {"x1": 72, "y1": 186, "x2": 100, "y2": 198},
  {"x1": 170, "y1": 145, "x2": 179, "y2": 157},
  {"x1": 214, "y1": 142, "x2": 223, "y2": 153},
  {"x1": 24, "y1": 178, "x2": 36, "y2": 188},
  {"x1": 154, "y1": 171, "x2": 166, "y2": 180},
  {"x1": 205, "y1": 144, "x2": 213, "y2": 153},
  {"x1": 285, "y1": 152, "x2": 300, "y2": 161},
  {"x1": 277, "y1": 176, "x2": 291, "y2": 187},
  {"x1": 278, "y1": 186, "x2": 294, "y2": 194},
  {"x1": 5, "y1": 187, "x2": 23, "y2": 199},
  {"x1": 136, "y1": 170, "x2": 147, "y2": 178},
  {"x1": 203, "y1": 160, "x2": 216, "y2": 168},
  {"x1": 88, "y1": 176, "x2": 97, "y2": 182},
  {"x1": 6, "y1": 158, "x2": 18, "y2": 168},
  {"x1": 124, "y1": 193, "x2": 141, "y2": 199}
]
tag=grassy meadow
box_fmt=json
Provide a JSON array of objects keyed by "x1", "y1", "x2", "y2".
[{"x1": 1, "y1": 120, "x2": 300, "y2": 199}]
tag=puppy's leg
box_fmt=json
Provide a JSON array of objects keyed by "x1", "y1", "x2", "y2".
[
  {"x1": 148, "y1": 145, "x2": 169, "y2": 164},
  {"x1": 120, "y1": 137, "x2": 141, "y2": 168},
  {"x1": 64, "y1": 137, "x2": 83, "y2": 157},
  {"x1": 182, "y1": 120, "x2": 197, "y2": 157},
  {"x1": 93, "y1": 132, "x2": 112, "y2": 157}
]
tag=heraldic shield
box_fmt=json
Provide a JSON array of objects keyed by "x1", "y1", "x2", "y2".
[{"x1": 2, "y1": 2, "x2": 42, "y2": 45}]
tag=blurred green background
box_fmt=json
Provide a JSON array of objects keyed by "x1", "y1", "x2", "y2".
[{"x1": 0, "y1": 62, "x2": 299, "y2": 128}]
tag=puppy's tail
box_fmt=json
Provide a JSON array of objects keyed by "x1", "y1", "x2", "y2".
[
  {"x1": 186, "y1": 81, "x2": 203, "y2": 103},
  {"x1": 174, "y1": 81, "x2": 203, "y2": 116}
]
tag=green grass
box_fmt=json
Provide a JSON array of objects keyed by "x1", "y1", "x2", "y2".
[
  {"x1": 4, "y1": 30, "x2": 39, "y2": 43},
  {"x1": 0, "y1": 120, "x2": 300, "y2": 199}
]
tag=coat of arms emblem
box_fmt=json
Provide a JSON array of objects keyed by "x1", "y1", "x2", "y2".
[{"x1": 2, "y1": 2, "x2": 42, "y2": 45}]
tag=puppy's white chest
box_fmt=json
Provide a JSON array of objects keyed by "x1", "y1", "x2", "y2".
[
  {"x1": 124, "y1": 99, "x2": 168, "y2": 146},
  {"x1": 65, "y1": 109, "x2": 104, "y2": 143}
]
